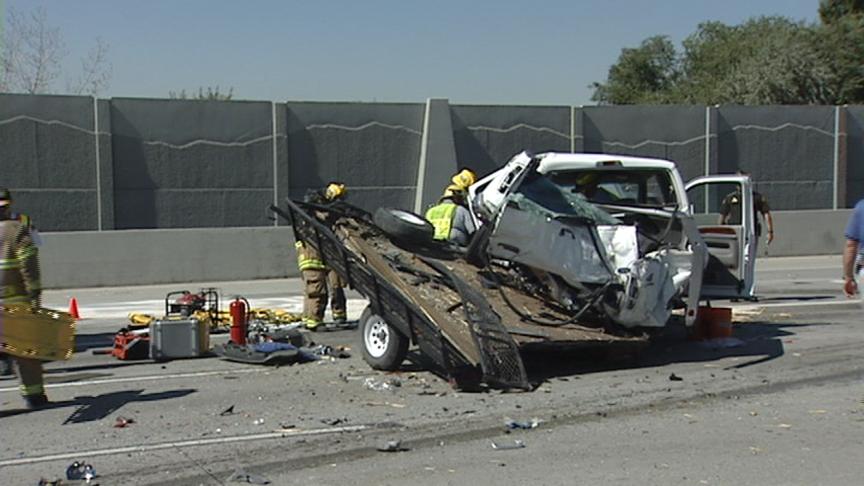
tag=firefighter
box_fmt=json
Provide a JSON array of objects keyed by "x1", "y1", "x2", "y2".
[
  {"x1": 425, "y1": 169, "x2": 477, "y2": 246},
  {"x1": 296, "y1": 182, "x2": 348, "y2": 330},
  {"x1": 0, "y1": 188, "x2": 48, "y2": 409}
]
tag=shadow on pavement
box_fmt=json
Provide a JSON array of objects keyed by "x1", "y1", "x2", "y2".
[
  {"x1": 63, "y1": 388, "x2": 196, "y2": 424},
  {"x1": 74, "y1": 332, "x2": 117, "y2": 352},
  {"x1": 519, "y1": 319, "x2": 826, "y2": 385}
]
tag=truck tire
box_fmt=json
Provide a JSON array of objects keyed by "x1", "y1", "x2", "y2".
[
  {"x1": 360, "y1": 305, "x2": 409, "y2": 371},
  {"x1": 373, "y1": 208, "x2": 434, "y2": 245}
]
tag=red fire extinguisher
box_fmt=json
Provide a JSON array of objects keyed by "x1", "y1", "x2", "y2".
[{"x1": 229, "y1": 297, "x2": 250, "y2": 345}]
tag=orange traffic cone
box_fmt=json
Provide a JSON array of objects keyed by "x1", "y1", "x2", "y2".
[{"x1": 68, "y1": 297, "x2": 81, "y2": 319}]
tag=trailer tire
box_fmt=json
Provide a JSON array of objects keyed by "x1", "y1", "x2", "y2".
[
  {"x1": 373, "y1": 208, "x2": 434, "y2": 244},
  {"x1": 360, "y1": 305, "x2": 409, "y2": 371}
]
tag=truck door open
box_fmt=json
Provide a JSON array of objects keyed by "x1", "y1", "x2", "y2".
[{"x1": 685, "y1": 175, "x2": 756, "y2": 299}]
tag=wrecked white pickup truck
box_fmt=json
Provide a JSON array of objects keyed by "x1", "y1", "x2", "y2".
[{"x1": 272, "y1": 151, "x2": 756, "y2": 390}]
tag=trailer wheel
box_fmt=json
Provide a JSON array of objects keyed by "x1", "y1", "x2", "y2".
[
  {"x1": 373, "y1": 208, "x2": 434, "y2": 244},
  {"x1": 360, "y1": 306, "x2": 409, "y2": 371}
]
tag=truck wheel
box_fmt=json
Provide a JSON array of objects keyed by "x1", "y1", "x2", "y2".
[
  {"x1": 373, "y1": 208, "x2": 434, "y2": 244},
  {"x1": 360, "y1": 306, "x2": 409, "y2": 370}
]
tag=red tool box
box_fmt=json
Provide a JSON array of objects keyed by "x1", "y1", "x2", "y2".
[{"x1": 112, "y1": 330, "x2": 150, "y2": 360}]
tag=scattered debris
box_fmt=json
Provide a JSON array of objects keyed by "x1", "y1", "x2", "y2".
[
  {"x1": 227, "y1": 469, "x2": 271, "y2": 485},
  {"x1": 113, "y1": 416, "x2": 135, "y2": 428},
  {"x1": 377, "y1": 440, "x2": 409, "y2": 452},
  {"x1": 253, "y1": 418, "x2": 265, "y2": 425},
  {"x1": 365, "y1": 401, "x2": 406, "y2": 408},
  {"x1": 669, "y1": 373, "x2": 683, "y2": 381},
  {"x1": 65, "y1": 462, "x2": 97, "y2": 483},
  {"x1": 37, "y1": 479, "x2": 64, "y2": 486},
  {"x1": 504, "y1": 418, "x2": 541, "y2": 430},
  {"x1": 321, "y1": 417, "x2": 348, "y2": 426},
  {"x1": 778, "y1": 423, "x2": 792, "y2": 429},
  {"x1": 491, "y1": 439, "x2": 525, "y2": 450},
  {"x1": 220, "y1": 405, "x2": 236, "y2": 416},
  {"x1": 364, "y1": 377, "x2": 402, "y2": 392}
]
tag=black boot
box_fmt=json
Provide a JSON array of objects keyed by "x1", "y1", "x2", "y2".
[{"x1": 24, "y1": 393, "x2": 49, "y2": 410}]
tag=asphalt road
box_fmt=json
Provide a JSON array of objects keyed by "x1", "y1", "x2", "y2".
[{"x1": 1, "y1": 255, "x2": 861, "y2": 485}]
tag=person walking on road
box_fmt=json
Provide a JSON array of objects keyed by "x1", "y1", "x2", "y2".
[
  {"x1": 842, "y1": 199, "x2": 864, "y2": 298},
  {"x1": 296, "y1": 183, "x2": 348, "y2": 330},
  {"x1": 0, "y1": 187, "x2": 48, "y2": 409},
  {"x1": 425, "y1": 169, "x2": 477, "y2": 246}
]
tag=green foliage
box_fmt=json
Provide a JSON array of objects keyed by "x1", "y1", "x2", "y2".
[
  {"x1": 592, "y1": 10, "x2": 864, "y2": 105},
  {"x1": 169, "y1": 86, "x2": 234, "y2": 100}
]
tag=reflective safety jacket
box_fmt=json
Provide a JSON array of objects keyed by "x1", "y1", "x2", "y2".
[
  {"x1": 0, "y1": 216, "x2": 41, "y2": 304},
  {"x1": 295, "y1": 241, "x2": 327, "y2": 272},
  {"x1": 425, "y1": 202, "x2": 458, "y2": 241}
]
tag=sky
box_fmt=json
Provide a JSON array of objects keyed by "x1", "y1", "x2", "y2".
[{"x1": 5, "y1": 0, "x2": 820, "y2": 105}]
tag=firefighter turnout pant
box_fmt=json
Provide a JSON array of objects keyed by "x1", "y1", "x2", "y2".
[
  {"x1": 296, "y1": 241, "x2": 346, "y2": 329},
  {"x1": 301, "y1": 269, "x2": 347, "y2": 329},
  {"x1": 14, "y1": 356, "x2": 45, "y2": 399}
]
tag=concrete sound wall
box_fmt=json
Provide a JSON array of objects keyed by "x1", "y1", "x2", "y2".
[
  {"x1": 111, "y1": 98, "x2": 276, "y2": 229},
  {"x1": 717, "y1": 106, "x2": 836, "y2": 210},
  {"x1": 0, "y1": 94, "x2": 101, "y2": 231},
  {"x1": 579, "y1": 105, "x2": 708, "y2": 182},
  {"x1": 285, "y1": 101, "x2": 424, "y2": 212},
  {"x1": 846, "y1": 106, "x2": 864, "y2": 206}
]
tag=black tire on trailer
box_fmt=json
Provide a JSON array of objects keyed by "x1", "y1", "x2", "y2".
[
  {"x1": 359, "y1": 305, "x2": 409, "y2": 371},
  {"x1": 373, "y1": 208, "x2": 435, "y2": 245},
  {"x1": 465, "y1": 223, "x2": 492, "y2": 268}
]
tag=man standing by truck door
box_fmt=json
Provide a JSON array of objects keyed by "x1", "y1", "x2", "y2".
[
  {"x1": 297, "y1": 183, "x2": 348, "y2": 330},
  {"x1": 0, "y1": 188, "x2": 48, "y2": 409}
]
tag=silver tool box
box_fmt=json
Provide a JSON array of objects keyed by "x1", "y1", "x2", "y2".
[{"x1": 150, "y1": 318, "x2": 209, "y2": 360}]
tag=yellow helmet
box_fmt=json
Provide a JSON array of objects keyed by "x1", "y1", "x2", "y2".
[
  {"x1": 325, "y1": 183, "x2": 346, "y2": 201},
  {"x1": 442, "y1": 184, "x2": 464, "y2": 199},
  {"x1": 451, "y1": 169, "x2": 476, "y2": 190}
]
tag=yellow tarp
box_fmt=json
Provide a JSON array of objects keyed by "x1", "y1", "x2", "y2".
[{"x1": 0, "y1": 305, "x2": 76, "y2": 361}]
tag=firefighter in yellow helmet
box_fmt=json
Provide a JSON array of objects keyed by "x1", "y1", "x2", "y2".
[
  {"x1": 425, "y1": 169, "x2": 477, "y2": 245},
  {"x1": 296, "y1": 183, "x2": 348, "y2": 330},
  {"x1": 0, "y1": 188, "x2": 48, "y2": 409}
]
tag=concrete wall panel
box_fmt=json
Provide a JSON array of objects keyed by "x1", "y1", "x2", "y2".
[
  {"x1": 581, "y1": 105, "x2": 707, "y2": 182},
  {"x1": 717, "y1": 106, "x2": 835, "y2": 210},
  {"x1": 111, "y1": 98, "x2": 274, "y2": 228},
  {"x1": 450, "y1": 104, "x2": 571, "y2": 177},
  {"x1": 846, "y1": 106, "x2": 864, "y2": 206},
  {"x1": 41, "y1": 227, "x2": 297, "y2": 288},
  {"x1": 0, "y1": 94, "x2": 98, "y2": 230},
  {"x1": 284, "y1": 101, "x2": 424, "y2": 212}
]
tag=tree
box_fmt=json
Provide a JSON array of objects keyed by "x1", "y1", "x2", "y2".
[
  {"x1": 591, "y1": 14, "x2": 862, "y2": 105},
  {"x1": 819, "y1": 0, "x2": 864, "y2": 24},
  {"x1": 0, "y1": 7, "x2": 111, "y2": 95},
  {"x1": 591, "y1": 36, "x2": 680, "y2": 104},
  {"x1": 168, "y1": 86, "x2": 235, "y2": 101}
]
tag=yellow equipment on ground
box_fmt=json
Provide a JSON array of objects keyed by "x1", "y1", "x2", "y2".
[{"x1": 0, "y1": 304, "x2": 76, "y2": 361}]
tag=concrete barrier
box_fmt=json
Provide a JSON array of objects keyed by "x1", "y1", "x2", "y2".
[
  {"x1": 37, "y1": 208, "x2": 853, "y2": 289},
  {"x1": 40, "y1": 227, "x2": 297, "y2": 289}
]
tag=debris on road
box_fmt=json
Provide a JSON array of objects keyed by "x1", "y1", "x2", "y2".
[
  {"x1": 219, "y1": 405, "x2": 236, "y2": 416},
  {"x1": 227, "y1": 469, "x2": 271, "y2": 485},
  {"x1": 504, "y1": 418, "x2": 541, "y2": 430},
  {"x1": 321, "y1": 417, "x2": 348, "y2": 426},
  {"x1": 364, "y1": 377, "x2": 402, "y2": 392},
  {"x1": 37, "y1": 478, "x2": 64, "y2": 486},
  {"x1": 377, "y1": 440, "x2": 409, "y2": 452},
  {"x1": 491, "y1": 439, "x2": 525, "y2": 450},
  {"x1": 113, "y1": 416, "x2": 135, "y2": 428},
  {"x1": 669, "y1": 373, "x2": 683, "y2": 381},
  {"x1": 65, "y1": 461, "x2": 97, "y2": 483}
]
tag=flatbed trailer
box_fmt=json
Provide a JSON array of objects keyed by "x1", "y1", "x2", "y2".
[{"x1": 272, "y1": 199, "x2": 647, "y2": 391}]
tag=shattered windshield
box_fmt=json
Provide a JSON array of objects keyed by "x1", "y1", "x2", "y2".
[
  {"x1": 512, "y1": 173, "x2": 620, "y2": 224},
  {"x1": 545, "y1": 169, "x2": 677, "y2": 209}
]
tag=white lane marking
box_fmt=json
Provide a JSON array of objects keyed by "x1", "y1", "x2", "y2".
[
  {"x1": 0, "y1": 369, "x2": 266, "y2": 393},
  {"x1": 0, "y1": 425, "x2": 368, "y2": 467},
  {"x1": 734, "y1": 299, "x2": 860, "y2": 310},
  {"x1": 40, "y1": 297, "x2": 369, "y2": 320}
]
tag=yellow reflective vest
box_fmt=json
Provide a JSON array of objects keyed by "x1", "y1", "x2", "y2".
[{"x1": 425, "y1": 202, "x2": 457, "y2": 241}]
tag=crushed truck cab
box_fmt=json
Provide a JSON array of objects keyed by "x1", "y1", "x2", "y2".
[{"x1": 273, "y1": 151, "x2": 754, "y2": 390}]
